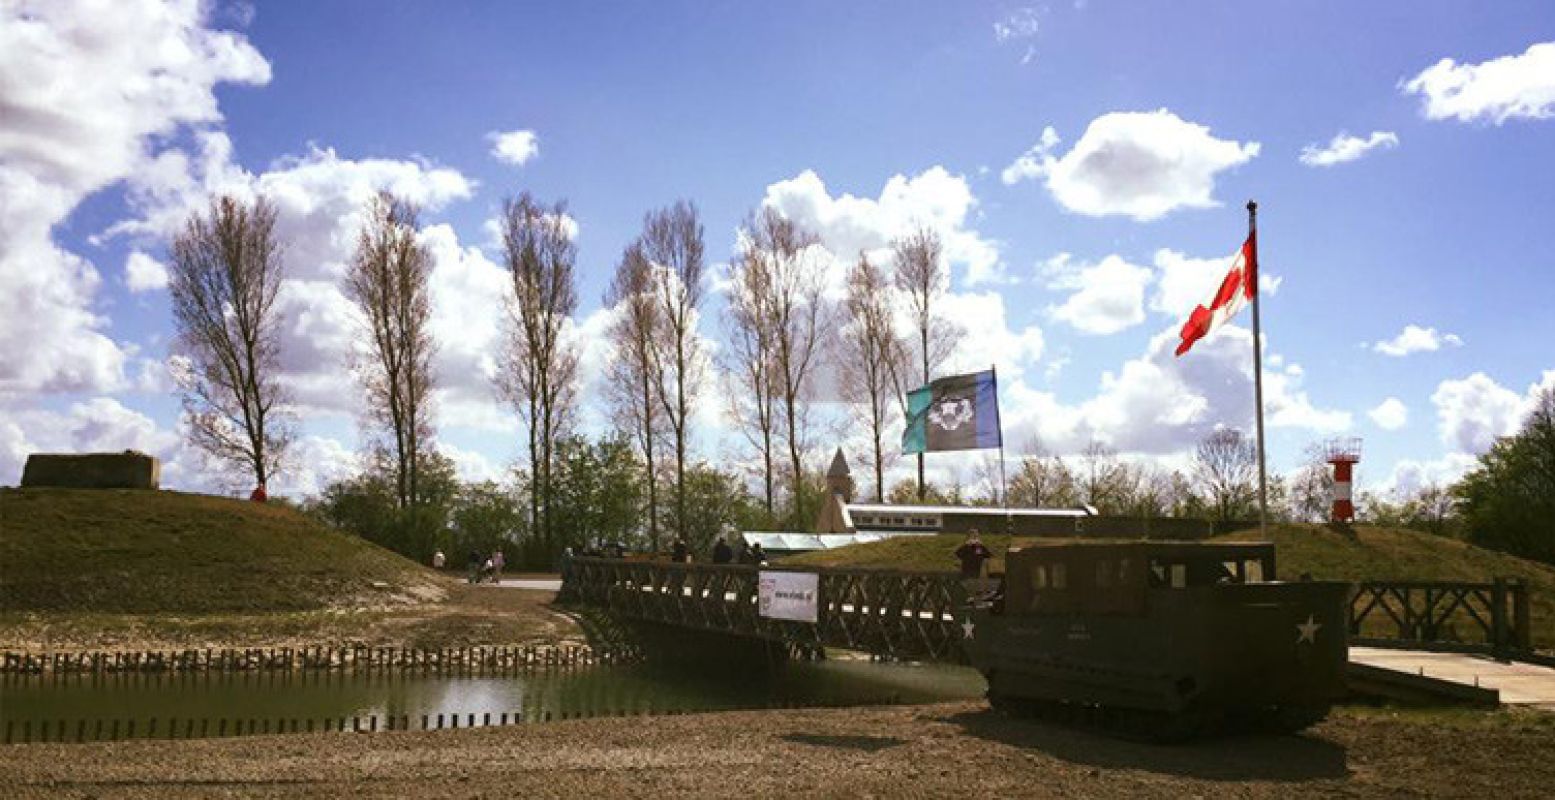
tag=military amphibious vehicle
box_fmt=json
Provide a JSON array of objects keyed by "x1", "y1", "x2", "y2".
[{"x1": 963, "y1": 541, "x2": 1348, "y2": 740}]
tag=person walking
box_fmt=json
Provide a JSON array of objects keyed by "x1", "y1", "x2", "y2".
[
  {"x1": 749, "y1": 542, "x2": 768, "y2": 566},
  {"x1": 432, "y1": 549, "x2": 446, "y2": 570},
  {"x1": 671, "y1": 536, "x2": 689, "y2": 564},
  {"x1": 467, "y1": 549, "x2": 483, "y2": 583},
  {"x1": 954, "y1": 530, "x2": 992, "y2": 579},
  {"x1": 712, "y1": 537, "x2": 733, "y2": 564},
  {"x1": 491, "y1": 549, "x2": 505, "y2": 583}
]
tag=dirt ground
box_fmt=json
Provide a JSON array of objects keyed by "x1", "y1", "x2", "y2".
[
  {"x1": 2, "y1": 702, "x2": 1552, "y2": 799},
  {"x1": 0, "y1": 582, "x2": 580, "y2": 652}
]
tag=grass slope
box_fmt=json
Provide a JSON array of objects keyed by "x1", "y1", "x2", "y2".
[
  {"x1": 0, "y1": 488, "x2": 443, "y2": 614},
  {"x1": 783, "y1": 523, "x2": 1555, "y2": 649}
]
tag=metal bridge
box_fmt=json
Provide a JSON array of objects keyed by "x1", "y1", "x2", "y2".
[{"x1": 558, "y1": 558, "x2": 1538, "y2": 666}]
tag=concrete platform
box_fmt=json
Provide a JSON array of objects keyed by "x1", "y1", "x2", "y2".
[{"x1": 1350, "y1": 646, "x2": 1555, "y2": 707}]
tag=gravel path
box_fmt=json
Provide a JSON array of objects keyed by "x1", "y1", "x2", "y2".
[{"x1": 2, "y1": 702, "x2": 1552, "y2": 798}]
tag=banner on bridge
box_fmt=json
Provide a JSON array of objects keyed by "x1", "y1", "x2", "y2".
[{"x1": 758, "y1": 571, "x2": 819, "y2": 623}]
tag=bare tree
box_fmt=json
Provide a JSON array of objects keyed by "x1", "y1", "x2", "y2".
[
  {"x1": 169, "y1": 195, "x2": 293, "y2": 489},
  {"x1": 343, "y1": 192, "x2": 435, "y2": 510},
  {"x1": 724, "y1": 240, "x2": 780, "y2": 518},
  {"x1": 497, "y1": 193, "x2": 579, "y2": 555},
  {"x1": 739, "y1": 207, "x2": 828, "y2": 525},
  {"x1": 1287, "y1": 442, "x2": 1335, "y2": 522},
  {"x1": 891, "y1": 225, "x2": 960, "y2": 500},
  {"x1": 838, "y1": 252, "x2": 906, "y2": 502},
  {"x1": 604, "y1": 242, "x2": 666, "y2": 551},
  {"x1": 1075, "y1": 440, "x2": 1126, "y2": 511},
  {"x1": 1193, "y1": 428, "x2": 1259, "y2": 522},
  {"x1": 640, "y1": 201, "x2": 706, "y2": 539}
]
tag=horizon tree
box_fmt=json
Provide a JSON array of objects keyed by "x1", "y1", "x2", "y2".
[
  {"x1": 640, "y1": 201, "x2": 706, "y2": 540},
  {"x1": 497, "y1": 192, "x2": 580, "y2": 558},
  {"x1": 1193, "y1": 428, "x2": 1259, "y2": 522},
  {"x1": 891, "y1": 225, "x2": 961, "y2": 500},
  {"x1": 168, "y1": 194, "x2": 293, "y2": 490},
  {"x1": 343, "y1": 191, "x2": 435, "y2": 512},
  {"x1": 723, "y1": 237, "x2": 781, "y2": 518},
  {"x1": 741, "y1": 207, "x2": 829, "y2": 526},
  {"x1": 838, "y1": 252, "x2": 906, "y2": 502},
  {"x1": 604, "y1": 241, "x2": 666, "y2": 552}
]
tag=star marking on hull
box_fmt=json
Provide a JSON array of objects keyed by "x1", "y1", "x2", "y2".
[
  {"x1": 961, "y1": 618, "x2": 976, "y2": 639},
  {"x1": 1296, "y1": 613, "x2": 1322, "y2": 644}
]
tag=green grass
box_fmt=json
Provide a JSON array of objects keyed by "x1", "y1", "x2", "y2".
[
  {"x1": 782, "y1": 523, "x2": 1555, "y2": 649},
  {"x1": 0, "y1": 488, "x2": 443, "y2": 614}
]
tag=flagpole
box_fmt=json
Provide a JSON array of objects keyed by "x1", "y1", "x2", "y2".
[
  {"x1": 1248, "y1": 200, "x2": 1269, "y2": 537},
  {"x1": 993, "y1": 364, "x2": 1007, "y2": 509}
]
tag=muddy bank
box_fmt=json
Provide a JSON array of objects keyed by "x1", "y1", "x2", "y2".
[
  {"x1": 0, "y1": 583, "x2": 580, "y2": 653},
  {"x1": 2, "y1": 702, "x2": 1551, "y2": 799}
]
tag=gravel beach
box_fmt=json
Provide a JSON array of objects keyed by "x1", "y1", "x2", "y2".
[{"x1": 3, "y1": 702, "x2": 1552, "y2": 799}]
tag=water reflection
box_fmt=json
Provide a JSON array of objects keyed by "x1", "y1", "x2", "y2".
[{"x1": 0, "y1": 659, "x2": 986, "y2": 735}]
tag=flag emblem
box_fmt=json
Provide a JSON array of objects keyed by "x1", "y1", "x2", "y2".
[{"x1": 930, "y1": 398, "x2": 975, "y2": 431}]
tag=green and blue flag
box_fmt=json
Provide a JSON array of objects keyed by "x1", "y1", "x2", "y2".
[{"x1": 902, "y1": 369, "x2": 1003, "y2": 454}]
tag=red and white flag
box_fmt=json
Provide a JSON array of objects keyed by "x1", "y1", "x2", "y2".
[{"x1": 1174, "y1": 231, "x2": 1258, "y2": 357}]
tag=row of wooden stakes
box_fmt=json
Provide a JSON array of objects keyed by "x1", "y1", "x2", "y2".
[
  {"x1": 2, "y1": 695, "x2": 907, "y2": 745},
  {"x1": 0, "y1": 643, "x2": 642, "y2": 675}
]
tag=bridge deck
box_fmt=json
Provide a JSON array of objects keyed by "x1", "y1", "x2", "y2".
[{"x1": 1350, "y1": 646, "x2": 1555, "y2": 707}]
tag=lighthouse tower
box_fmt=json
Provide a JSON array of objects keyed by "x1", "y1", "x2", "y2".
[{"x1": 1326, "y1": 437, "x2": 1362, "y2": 523}]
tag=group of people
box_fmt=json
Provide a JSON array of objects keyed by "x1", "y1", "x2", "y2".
[
  {"x1": 429, "y1": 548, "x2": 506, "y2": 584},
  {"x1": 668, "y1": 535, "x2": 766, "y2": 565}
]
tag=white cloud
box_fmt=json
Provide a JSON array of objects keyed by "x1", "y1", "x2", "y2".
[
  {"x1": 1368, "y1": 397, "x2": 1409, "y2": 430},
  {"x1": 487, "y1": 129, "x2": 540, "y2": 167},
  {"x1": 1380, "y1": 452, "x2": 1478, "y2": 498},
  {"x1": 1432, "y1": 372, "x2": 1525, "y2": 453},
  {"x1": 1402, "y1": 42, "x2": 1555, "y2": 124},
  {"x1": 0, "y1": 0, "x2": 269, "y2": 395},
  {"x1": 1003, "y1": 324, "x2": 1348, "y2": 457},
  {"x1": 1044, "y1": 254, "x2": 1151, "y2": 335},
  {"x1": 993, "y1": 8, "x2": 1040, "y2": 42},
  {"x1": 760, "y1": 167, "x2": 1003, "y2": 287},
  {"x1": 124, "y1": 251, "x2": 170, "y2": 293},
  {"x1": 1299, "y1": 131, "x2": 1399, "y2": 167},
  {"x1": 1432, "y1": 370, "x2": 1555, "y2": 454},
  {"x1": 1000, "y1": 110, "x2": 1259, "y2": 221},
  {"x1": 1370, "y1": 324, "x2": 1462, "y2": 357}
]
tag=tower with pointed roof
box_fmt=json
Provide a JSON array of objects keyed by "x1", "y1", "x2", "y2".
[{"x1": 812, "y1": 448, "x2": 856, "y2": 533}]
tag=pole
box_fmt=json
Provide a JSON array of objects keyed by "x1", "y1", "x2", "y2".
[
  {"x1": 1248, "y1": 199, "x2": 1269, "y2": 537},
  {"x1": 993, "y1": 364, "x2": 1008, "y2": 508}
]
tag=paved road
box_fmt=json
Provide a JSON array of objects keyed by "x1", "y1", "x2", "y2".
[{"x1": 1350, "y1": 646, "x2": 1555, "y2": 706}]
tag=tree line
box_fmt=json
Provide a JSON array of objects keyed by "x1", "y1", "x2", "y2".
[{"x1": 166, "y1": 192, "x2": 1555, "y2": 569}]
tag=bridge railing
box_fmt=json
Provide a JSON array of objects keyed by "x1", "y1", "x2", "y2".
[
  {"x1": 559, "y1": 558, "x2": 971, "y2": 662},
  {"x1": 1347, "y1": 578, "x2": 1532, "y2": 656}
]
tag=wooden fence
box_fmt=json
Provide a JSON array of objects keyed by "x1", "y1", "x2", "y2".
[
  {"x1": 0, "y1": 643, "x2": 639, "y2": 676},
  {"x1": 0, "y1": 695, "x2": 906, "y2": 745}
]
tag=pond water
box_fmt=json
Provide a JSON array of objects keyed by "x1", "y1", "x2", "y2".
[{"x1": 0, "y1": 659, "x2": 986, "y2": 740}]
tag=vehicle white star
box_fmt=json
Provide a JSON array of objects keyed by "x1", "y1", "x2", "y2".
[
  {"x1": 1296, "y1": 613, "x2": 1322, "y2": 644},
  {"x1": 961, "y1": 618, "x2": 975, "y2": 639}
]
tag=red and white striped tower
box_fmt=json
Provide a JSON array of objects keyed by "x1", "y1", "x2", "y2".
[{"x1": 1325, "y1": 437, "x2": 1362, "y2": 523}]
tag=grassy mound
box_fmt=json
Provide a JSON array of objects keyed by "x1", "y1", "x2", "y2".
[
  {"x1": 0, "y1": 488, "x2": 444, "y2": 614},
  {"x1": 783, "y1": 523, "x2": 1555, "y2": 649}
]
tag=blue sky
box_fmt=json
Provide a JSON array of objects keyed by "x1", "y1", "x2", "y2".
[{"x1": 3, "y1": 1, "x2": 1553, "y2": 501}]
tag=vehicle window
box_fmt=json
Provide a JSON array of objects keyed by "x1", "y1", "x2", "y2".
[
  {"x1": 1051, "y1": 562, "x2": 1068, "y2": 590},
  {"x1": 1170, "y1": 563, "x2": 1187, "y2": 588},
  {"x1": 1095, "y1": 559, "x2": 1112, "y2": 588},
  {"x1": 1244, "y1": 559, "x2": 1264, "y2": 582},
  {"x1": 1031, "y1": 564, "x2": 1048, "y2": 590}
]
